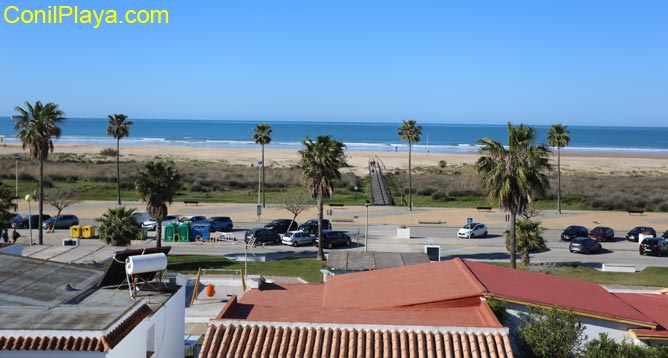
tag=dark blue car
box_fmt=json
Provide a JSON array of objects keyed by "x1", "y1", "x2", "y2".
[{"x1": 208, "y1": 216, "x2": 234, "y2": 232}]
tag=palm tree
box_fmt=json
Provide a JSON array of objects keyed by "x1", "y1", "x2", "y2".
[
  {"x1": 299, "y1": 135, "x2": 347, "y2": 260},
  {"x1": 505, "y1": 218, "x2": 546, "y2": 266},
  {"x1": 546, "y1": 124, "x2": 570, "y2": 214},
  {"x1": 12, "y1": 101, "x2": 65, "y2": 245},
  {"x1": 476, "y1": 122, "x2": 551, "y2": 269},
  {"x1": 135, "y1": 162, "x2": 181, "y2": 248},
  {"x1": 97, "y1": 207, "x2": 140, "y2": 246},
  {"x1": 253, "y1": 124, "x2": 272, "y2": 208},
  {"x1": 397, "y1": 120, "x2": 422, "y2": 211},
  {"x1": 0, "y1": 184, "x2": 16, "y2": 225},
  {"x1": 106, "y1": 114, "x2": 133, "y2": 205}
]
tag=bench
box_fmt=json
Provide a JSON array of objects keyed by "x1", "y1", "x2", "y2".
[
  {"x1": 602, "y1": 264, "x2": 636, "y2": 273},
  {"x1": 331, "y1": 217, "x2": 355, "y2": 222},
  {"x1": 329, "y1": 203, "x2": 344, "y2": 208},
  {"x1": 476, "y1": 206, "x2": 493, "y2": 212},
  {"x1": 418, "y1": 220, "x2": 443, "y2": 224},
  {"x1": 184, "y1": 201, "x2": 199, "y2": 206},
  {"x1": 628, "y1": 210, "x2": 644, "y2": 216}
]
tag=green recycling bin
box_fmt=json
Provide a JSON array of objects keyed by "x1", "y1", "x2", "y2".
[
  {"x1": 140, "y1": 226, "x2": 149, "y2": 241},
  {"x1": 164, "y1": 223, "x2": 178, "y2": 242},
  {"x1": 178, "y1": 222, "x2": 191, "y2": 242}
]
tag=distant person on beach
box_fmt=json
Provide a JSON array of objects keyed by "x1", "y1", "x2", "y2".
[
  {"x1": 12, "y1": 229, "x2": 21, "y2": 243},
  {"x1": 1, "y1": 229, "x2": 8, "y2": 243}
]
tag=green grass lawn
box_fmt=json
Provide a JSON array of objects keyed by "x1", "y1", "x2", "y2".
[
  {"x1": 168, "y1": 254, "x2": 668, "y2": 287},
  {"x1": 168, "y1": 255, "x2": 327, "y2": 284}
]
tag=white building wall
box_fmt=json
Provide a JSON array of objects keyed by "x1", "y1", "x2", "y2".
[{"x1": 150, "y1": 278, "x2": 186, "y2": 358}]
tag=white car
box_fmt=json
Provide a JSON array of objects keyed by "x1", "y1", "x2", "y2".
[
  {"x1": 281, "y1": 230, "x2": 314, "y2": 247},
  {"x1": 457, "y1": 223, "x2": 488, "y2": 239},
  {"x1": 142, "y1": 215, "x2": 179, "y2": 231}
]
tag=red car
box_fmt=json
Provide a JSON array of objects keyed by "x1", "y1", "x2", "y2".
[{"x1": 589, "y1": 226, "x2": 615, "y2": 242}]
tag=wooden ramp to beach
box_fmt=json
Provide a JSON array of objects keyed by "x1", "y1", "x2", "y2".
[{"x1": 369, "y1": 157, "x2": 394, "y2": 206}]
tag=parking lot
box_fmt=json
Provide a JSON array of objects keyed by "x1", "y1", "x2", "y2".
[{"x1": 17, "y1": 202, "x2": 668, "y2": 272}]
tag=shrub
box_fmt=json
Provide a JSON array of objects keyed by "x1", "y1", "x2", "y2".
[
  {"x1": 485, "y1": 297, "x2": 507, "y2": 324},
  {"x1": 100, "y1": 148, "x2": 118, "y2": 156},
  {"x1": 430, "y1": 190, "x2": 450, "y2": 201},
  {"x1": 97, "y1": 207, "x2": 141, "y2": 246},
  {"x1": 517, "y1": 306, "x2": 586, "y2": 358}
]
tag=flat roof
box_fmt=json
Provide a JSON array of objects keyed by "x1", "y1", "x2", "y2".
[
  {"x1": 326, "y1": 251, "x2": 429, "y2": 270},
  {"x1": 0, "y1": 253, "x2": 172, "y2": 331}
]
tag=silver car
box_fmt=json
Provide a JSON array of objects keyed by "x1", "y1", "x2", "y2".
[
  {"x1": 281, "y1": 230, "x2": 314, "y2": 247},
  {"x1": 142, "y1": 215, "x2": 179, "y2": 231}
]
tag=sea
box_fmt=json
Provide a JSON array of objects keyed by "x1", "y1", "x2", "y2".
[{"x1": 1, "y1": 117, "x2": 667, "y2": 155}]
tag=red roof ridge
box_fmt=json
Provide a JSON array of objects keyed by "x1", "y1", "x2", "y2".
[{"x1": 454, "y1": 258, "x2": 489, "y2": 294}]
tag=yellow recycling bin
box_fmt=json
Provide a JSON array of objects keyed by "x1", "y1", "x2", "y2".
[
  {"x1": 81, "y1": 225, "x2": 96, "y2": 239},
  {"x1": 69, "y1": 225, "x2": 82, "y2": 238}
]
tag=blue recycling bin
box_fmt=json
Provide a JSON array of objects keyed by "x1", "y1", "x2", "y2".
[{"x1": 191, "y1": 222, "x2": 211, "y2": 242}]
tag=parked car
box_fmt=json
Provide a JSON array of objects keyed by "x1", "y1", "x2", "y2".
[
  {"x1": 244, "y1": 228, "x2": 281, "y2": 245},
  {"x1": 315, "y1": 230, "x2": 352, "y2": 249},
  {"x1": 589, "y1": 226, "x2": 615, "y2": 242},
  {"x1": 560, "y1": 225, "x2": 589, "y2": 241},
  {"x1": 179, "y1": 215, "x2": 207, "y2": 224},
  {"x1": 2, "y1": 213, "x2": 22, "y2": 229},
  {"x1": 569, "y1": 237, "x2": 602, "y2": 254},
  {"x1": 282, "y1": 230, "x2": 315, "y2": 247},
  {"x1": 663, "y1": 229, "x2": 668, "y2": 240},
  {"x1": 142, "y1": 215, "x2": 179, "y2": 231},
  {"x1": 42, "y1": 215, "x2": 80, "y2": 229},
  {"x1": 639, "y1": 238, "x2": 668, "y2": 256},
  {"x1": 264, "y1": 219, "x2": 298, "y2": 234},
  {"x1": 626, "y1": 226, "x2": 656, "y2": 242},
  {"x1": 208, "y1": 216, "x2": 233, "y2": 232},
  {"x1": 298, "y1": 219, "x2": 332, "y2": 234},
  {"x1": 457, "y1": 223, "x2": 488, "y2": 239},
  {"x1": 130, "y1": 211, "x2": 149, "y2": 226},
  {"x1": 12, "y1": 214, "x2": 51, "y2": 229}
]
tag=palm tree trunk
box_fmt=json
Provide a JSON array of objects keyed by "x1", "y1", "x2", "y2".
[
  {"x1": 510, "y1": 210, "x2": 517, "y2": 269},
  {"x1": 316, "y1": 196, "x2": 324, "y2": 261},
  {"x1": 38, "y1": 159, "x2": 44, "y2": 245},
  {"x1": 408, "y1": 142, "x2": 412, "y2": 211},
  {"x1": 116, "y1": 139, "x2": 121, "y2": 205},
  {"x1": 261, "y1": 144, "x2": 266, "y2": 208},
  {"x1": 522, "y1": 248, "x2": 530, "y2": 266},
  {"x1": 557, "y1": 147, "x2": 561, "y2": 214},
  {"x1": 156, "y1": 220, "x2": 162, "y2": 248}
]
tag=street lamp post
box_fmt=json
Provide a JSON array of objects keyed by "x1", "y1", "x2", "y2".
[
  {"x1": 25, "y1": 194, "x2": 33, "y2": 246},
  {"x1": 364, "y1": 200, "x2": 370, "y2": 251},
  {"x1": 12, "y1": 154, "x2": 21, "y2": 211},
  {"x1": 257, "y1": 160, "x2": 263, "y2": 221}
]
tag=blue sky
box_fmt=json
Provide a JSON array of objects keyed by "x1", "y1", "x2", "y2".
[{"x1": 2, "y1": 1, "x2": 666, "y2": 126}]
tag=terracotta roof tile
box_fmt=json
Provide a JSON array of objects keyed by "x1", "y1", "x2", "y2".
[
  {"x1": 0, "y1": 304, "x2": 152, "y2": 353},
  {"x1": 199, "y1": 323, "x2": 513, "y2": 358}
]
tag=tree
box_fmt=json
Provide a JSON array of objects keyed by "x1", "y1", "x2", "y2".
[
  {"x1": 135, "y1": 162, "x2": 181, "y2": 247},
  {"x1": 0, "y1": 184, "x2": 16, "y2": 226},
  {"x1": 97, "y1": 207, "x2": 140, "y2": 246},
  {"x1": 476, "y1": 123, "x2": 551, "y2": 269},
  {"x1": 253, "y1": 123, "x2": 272, "y2": 208},
  {"x1": 12, "y1": 100, "x2": 65, "y2": 245},
  {"x1": 397, "y1": 120, "x2": 422, "y2": 211},
  {"x1": 277, "y1": 192, "x2": 312, "y2": 230},
  {"x1": 299, "y1": 135, "x2": 348, "y2": 261},
  {"x1": 505, "y1": 218, "x2": 546, "y2": 265},
  {"x1": 546, "y1": 124, "x2": 570, "y2": 214},
  {"x1": 518, "y1": 306, "x2": 586, "y2": 358},
  {"x1": 106, "y1": 113, "x2": 133, "y2": 205},
  {"x1": 45, "y1": 188, "x2": 80, "y2": 232}
]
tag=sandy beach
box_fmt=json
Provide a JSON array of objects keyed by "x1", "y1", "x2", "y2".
[{"x1": 2, "y1": 143, "x2": 668, "y2": 176}]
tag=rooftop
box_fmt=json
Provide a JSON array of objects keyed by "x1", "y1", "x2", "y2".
[{"x1": 0, "y1": 252, "x2": 175, "y2": 334}]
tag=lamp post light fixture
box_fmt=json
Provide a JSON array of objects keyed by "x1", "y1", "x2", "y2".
[
  {"x1": 364, "y1": 200, "x2": 370, "y2": 251},
  {"x1": 257, "y1": 160, "x2": 263, "y2": 221},
  {"x1": 24, "y1": 194, "x2": 33, "y2": 246},
  {"x1": 12, "y1": 154, "x2": 21, "y2": 211}
]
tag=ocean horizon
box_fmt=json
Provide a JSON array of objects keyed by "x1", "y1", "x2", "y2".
[{"x1": 1, "y1": 117, "x2": 668, "y2": 155}]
